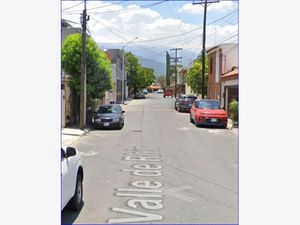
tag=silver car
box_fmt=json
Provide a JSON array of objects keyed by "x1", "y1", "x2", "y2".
[{"x1": 92, "y1": 104, "x2": 125, "y2": 129}]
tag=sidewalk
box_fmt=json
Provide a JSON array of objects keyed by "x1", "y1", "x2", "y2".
[
  {"x1": 227, "y1": 119, "x2": 239, "y2": 135},
  {"x1": 62, "y1": 127, "x2": 90, "y2": 146}
]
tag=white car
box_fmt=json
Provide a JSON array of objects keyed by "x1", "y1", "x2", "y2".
[
  {"x1": 158, "y1": 89, "x2": 163, "y2": 93},
  {"x1": 61, "y1": 145, "x2": 83, "y2": 211}
]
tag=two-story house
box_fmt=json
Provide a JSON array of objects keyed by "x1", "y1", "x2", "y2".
[
  {"x1": 105, "y1": 49, "x2": 126, "y2": 104},
  {"x1": 207, "y1": 43, "x2": 238, "y2": 110}
]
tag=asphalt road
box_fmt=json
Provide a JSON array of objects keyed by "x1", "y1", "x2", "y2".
[{"x1": 61, "y1": 93, "x2": 238, "y2": 224}]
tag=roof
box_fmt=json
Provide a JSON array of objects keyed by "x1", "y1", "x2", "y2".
[
  {"x1": 221, "y1": 67, "x2": 239, "y2": 79},
  {"x1": 207, "y1": 43, "x2": 238, "y2": 53}
]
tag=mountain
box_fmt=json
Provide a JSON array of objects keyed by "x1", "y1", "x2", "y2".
[
  {"x1": 100, "y1": 43, "x2": 196, "y2": 78},
  {"x1": 137, "y1": 55, "x2": 165, "y2": 77}
]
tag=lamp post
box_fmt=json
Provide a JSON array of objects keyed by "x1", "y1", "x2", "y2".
[{"x1": 122, "y1": 37, "x2": 138, "y2": 104}]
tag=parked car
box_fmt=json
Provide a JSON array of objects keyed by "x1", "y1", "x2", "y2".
[
  {"x1": 157, "y1": 89, "x2": 163, "y2": 94},
  {"x1": 143, "y1": 89, "x2": 148, "y2": 95},
  {"x1": 92, "y1": 104, "x2": 125, "y2": 129},
  {"x1": 134, "y1": 91, "x2": 146, "y2": 99},
  {"x1": 190, "y1": 99, "x2": 227, "y2": 128},
  {"x1": 61, "y1": 145, "x2": 84, "y2": 211},
  {"x1": 163, "y1": 89, "x2": 174, "y2": 98},
  {"x1": 175, "y1": 94, "x2": 197, "y2": 112}
]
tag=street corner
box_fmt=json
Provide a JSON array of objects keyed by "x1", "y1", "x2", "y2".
[{"x1": 61, "y1": 128, "x2": 89, "y2": 146}]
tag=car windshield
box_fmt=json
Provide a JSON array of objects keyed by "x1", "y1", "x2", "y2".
[
  {"x1": 98, "y1": 105, "x2": 120, "y2": 114},
  {"x1": 197, "y1": 101, "x2": 221, "y2": 109}
]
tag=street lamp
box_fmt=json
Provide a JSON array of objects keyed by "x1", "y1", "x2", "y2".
[{"x1": 122, "y1": 37, "x2": 138, "y2": 104}]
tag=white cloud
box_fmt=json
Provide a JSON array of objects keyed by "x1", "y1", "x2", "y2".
[{"x1": 62, "y1": 1, "x2": 238, "y2": 65}]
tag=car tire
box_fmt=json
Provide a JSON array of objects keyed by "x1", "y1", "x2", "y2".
[{"x1": 69, "y1": 173, "x2": 83, "y2": 211}]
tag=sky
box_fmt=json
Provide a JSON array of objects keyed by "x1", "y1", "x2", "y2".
[{"x1": 62, "y1": 0, "x2": 238, "y2": 72}]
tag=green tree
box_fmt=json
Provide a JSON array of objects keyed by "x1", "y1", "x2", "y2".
[
  {"x1": 126, "y1": 52, "x2": 155, "y2": 93},
  {"x1": 185, "y1": 57, "x2": 208, "y2": 96},
  {"x1": 62, "y1": 33, "x2": 112, "y2": 103},
  {"x1": 229, "y1": 99, "x2": 238, "y2": 124},
  {"x1": 140, "y1": 67, "x2": 156, "y2": 88}
]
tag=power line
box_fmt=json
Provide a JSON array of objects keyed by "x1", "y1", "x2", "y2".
[
  {"x1": 62, "y1": 1, "x2": 83, "y2": 12},
  {"x1": 62, "y1": 0, "x2": 168, "y2": 15},
  {"x1": 63, "y1": 0, "x2": 128, "y2": 13}
]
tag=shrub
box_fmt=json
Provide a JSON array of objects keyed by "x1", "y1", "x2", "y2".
[{"x1": 229, "y1": 99, "x2": 238, "y2": 123}]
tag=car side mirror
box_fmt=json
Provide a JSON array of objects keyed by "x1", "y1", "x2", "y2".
[
  {"x1": 122, "y1": 110, "x2": 125, "y2": 113},
  {"x1": 66, "y1": 147, "x2": 76, "y2": 157}
]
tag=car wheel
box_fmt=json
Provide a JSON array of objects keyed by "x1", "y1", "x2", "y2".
[
  {"x1": 163, "y1": 95, "x2": 165, "y2": 98},
  {"x1": 69, "y1": 173, "x2": 83, "y2": 211},
  {"x1": 118, "y1": 121, "x2": 124, "y2": 130}
]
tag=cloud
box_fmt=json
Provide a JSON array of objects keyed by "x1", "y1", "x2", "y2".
[{"x1": 62, "y1": 1, "x2": 238, "y2": 65}]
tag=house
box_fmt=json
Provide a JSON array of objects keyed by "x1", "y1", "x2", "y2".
[
  {"x1": 147, "y1": 83, "x2": 161, "y2": 92},
  {"x1": 220, "y1": 67, "x2": 238, "y2": 112},
  {"x1": 61, "y1": 20, "x2": 83, "y2": 127},
  {"x1": 105, "y1": 49, "x2": 126, "y2": 104},
  {"x1": 207, "y1": 43, "x2": 238, "y2": 109}
]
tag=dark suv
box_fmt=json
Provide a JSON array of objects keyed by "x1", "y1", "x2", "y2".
[{"x1": 175, "y1": 94, "x2": 197, "y2": 112}]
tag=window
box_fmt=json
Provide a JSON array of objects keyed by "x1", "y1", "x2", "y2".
[
  {"x1": 209, "y1": 56, "x2": 213, "y2": 74},
  {"x1": 197, "y1": 101, "x2": 221, "y2": 109}
]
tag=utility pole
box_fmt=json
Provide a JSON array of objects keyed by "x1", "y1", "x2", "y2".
[
  {"x1": 122, "y1": 37, "x2": 137, "y2": 104},
  {"x1": 80, "y1": 0, "x2": 88, "y2": 129},
  {"x1": 193, "y1": 0, "x2": 219, "y2": 99},
  {"x1": 170, "y1": 48, "x2": 182, "y2": 98}
]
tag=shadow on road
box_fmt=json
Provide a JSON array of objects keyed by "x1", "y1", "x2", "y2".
[{"x1": 61, "y1": 202, "x2": 84, "y2": 225}]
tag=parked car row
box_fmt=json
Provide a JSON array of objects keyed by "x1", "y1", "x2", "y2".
[{"x1": 175, "y1": 95, "x2": 228, "y2": 128}]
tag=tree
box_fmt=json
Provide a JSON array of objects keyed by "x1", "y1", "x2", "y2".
[
  {"x1": 62, "y1": 33, "x2": 112, "y2": 103},
  {"x1": 140, "y1": 67, "x2": 156, "y2": 88},
  {"x1": 185, "y1": 57, "x2": 208, "y2": 96},
  {"x1": 126, "y1": 52, "x2": 155, "y2": 93},
  {"x1": 157, "y1": 75, "x2": 166, "y2": 88}
]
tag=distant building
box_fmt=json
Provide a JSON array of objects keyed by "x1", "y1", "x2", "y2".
[{"x1": 105, "y1": 49, "x2": 126, "y2": 103}]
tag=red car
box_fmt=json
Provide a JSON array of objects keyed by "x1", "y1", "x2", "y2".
[
  {"x1": 190, "y1": 99, "x2": 228, "y2": 128},
  {"x1": 163, "y1": 89, "x2": 174, "y2": 98}
]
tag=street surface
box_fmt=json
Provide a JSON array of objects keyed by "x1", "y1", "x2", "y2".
[{"x1": 61, "y1": 93, "x2": 238, "y2": 224}]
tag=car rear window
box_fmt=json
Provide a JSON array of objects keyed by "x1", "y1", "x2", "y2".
[
  {"x1": 196, "y1": 101, "x2": 221, "y2": 109},
  {"x1": 98, "y1": 105, "x2": 120, "y2": 113}
]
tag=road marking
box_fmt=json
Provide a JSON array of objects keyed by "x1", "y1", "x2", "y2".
[
  {"x1": 177, "y1": 127, "x2": 191, "y2": 131},
  {"x1": 208, "y1": 130, "x2": 225, "y2": 134},
  {"x1": 108, "y1": 207, "x2": 163, "y2": 224},
  {"x1": 163, "y1": 185, "x2": 195, "y2": 202},
  {"x1": 79, "y1": 151, "x2": 98, "y2": 157},
  {"x1": 108, "y1": 146, "x2": 164, "y2": 223}
]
